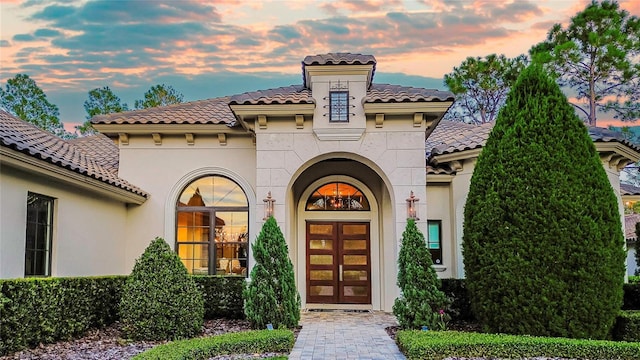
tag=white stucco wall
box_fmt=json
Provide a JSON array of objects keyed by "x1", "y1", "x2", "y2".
[
  {"x1": 116, "y1": 134, "x2": 257, "y2": 272},
  {"x1": 628, "y1": 243, "x2": 638, "y2": 276},
  {"x1": 255, "y1": 117, "x2": 427, "y2": 311},
  {"x1": 425, "y1": 183, "x2": 454, "y2": 278},
  {"x1": 0, "y1": 166, "x2": 128, "y2": 279}
]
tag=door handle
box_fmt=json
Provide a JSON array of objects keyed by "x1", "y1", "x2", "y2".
[{"x1": 339, "y1": 264, "x2": 343, "y2": 282}]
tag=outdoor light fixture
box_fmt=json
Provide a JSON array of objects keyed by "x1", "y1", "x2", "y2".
[
  {"x1": 263, "y1": 191, "x2": 275, "y2": 220},
  {"x1": 406, "y1": 191, "x2": 419, "y2": 220}
]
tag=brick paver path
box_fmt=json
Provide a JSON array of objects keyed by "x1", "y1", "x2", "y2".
[{"x1": 288, "y1": 311, "x2": 406, "y2": 360}]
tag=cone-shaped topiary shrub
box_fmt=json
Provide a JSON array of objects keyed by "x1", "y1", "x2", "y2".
[
  {"x1": 462, "y1": 64, "x2": 625, "y2": 339},
  {"x1": 244, "y1": 217, "x2": 300, "y2": 329},
  {"x1": 119, "y1": 237, "x2": 204, "y2": 340},
  {"x1": 393, "y1": 219, "x2": 449, "y2": 329}
]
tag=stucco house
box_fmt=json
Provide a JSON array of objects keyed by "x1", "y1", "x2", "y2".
[{"x1": 1, "y1": 53, "x2": 639, "y2": 311}]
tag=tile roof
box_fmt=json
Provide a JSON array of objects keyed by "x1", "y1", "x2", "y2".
[
  {"x1": 302, "y1": 53, "x2": 376, "y2": 67},
  {"x1": 621, "y1": 183, "x2": 640, "y2": 196},
  {"x1": 365, "y1": 84, "x2": 455, "y2": 103},
  {"x1": 229, "y1": 85, "x2": 314, "y2": 105},
  {"x1": 625, "y1": 213, "x2": 640, "y2": 241},
  {"x1": 91, "y1": 97, "x2": 236, "y2": 126},
  {"x1": 426, "y1": 164, "x2": 456, "y2": 175},
  {"x1": 427, "y1": 121, "x2": 494, "y2": 156},
  {"x1": 427, "y1": 121, "x2": 640, "y2": 157},
  {"x1": 68, "y1": 134, "x2": 119, "y2": 175},
  {"x1": 302, "y1": 53, "x2": 377, "y2": 88},
  {"x1": 0, "y1": 110, "x2": 148, "y2": 199},
  {"x1": 588, "y1": 126, "x2": 640, "y2": 152}
]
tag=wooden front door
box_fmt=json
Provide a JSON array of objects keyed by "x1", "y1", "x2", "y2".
[{"x1": 306, "y1": 221, "x2": 371, "y2": 304}]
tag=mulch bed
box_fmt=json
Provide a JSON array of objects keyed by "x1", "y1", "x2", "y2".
[{"x1": 1, "y1": 319, "x2": 290, "y2": 360}]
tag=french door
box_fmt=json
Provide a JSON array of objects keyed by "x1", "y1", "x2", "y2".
[{"x1": 306, "y1": 221, "x2": 371, "y2": 304}]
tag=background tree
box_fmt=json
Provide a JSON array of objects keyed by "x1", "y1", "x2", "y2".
[
  {"x1": 393, "y1": 219, "x2": 449, "y2": 329},
  {"x1": 78, "y1": 86, "x2": 128, "y2": 135},
  {"x1": 463, "y1": 64, "x2": 625, "y2": 339},
  {"x1": 444, "y1": 54, "x2": 527, "y2": 124},
  {"x1": 0, "y1": 74, "x2": 71, "y2": 138},
  {"x1": 134, "y1": 84, "x2": 184, "y2": 109},
  {"x1": 244, "y1": 217, "x2": 300, "y2": 329},
  {"x1": 119, "y1": 237, "x2": 204, "y2": 341},
  {"x1": 530, "y1": 0, "x2": 640, "y2": 126}
]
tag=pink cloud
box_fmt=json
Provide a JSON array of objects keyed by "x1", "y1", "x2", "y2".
[{"x1": 320, "y1": 0, "x2": 402, "y2": 15}]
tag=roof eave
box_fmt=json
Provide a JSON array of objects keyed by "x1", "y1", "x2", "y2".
[
  {"x1": 93, "y1": 123, "x2": 243, "y2": 136},
  {"x1": 0, "y1": 147, "x2": 148, "y2": 205},
  {"x1": 431, "y1": 147, "x2": 483, "y2": 164},
  {"x1": 363, "y1": 101, "x2": 453, "y2": 115},
  {"x1": 229, "y1": 103, "x2": 316, "y2": 117},
  {"x1": 595, "y1": 141, "x2": 640, "y2": 164}
]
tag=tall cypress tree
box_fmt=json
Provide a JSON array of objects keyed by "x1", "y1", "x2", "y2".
[
  {"x1": 244, "y1": 217, "x2": 300, "y2": 329},
  {"x1": 463, "y1": 64, "x2": 625, "y2": 339},
  {"x1": 393, "y1": 219, "x2": 449, "y2": 329}
]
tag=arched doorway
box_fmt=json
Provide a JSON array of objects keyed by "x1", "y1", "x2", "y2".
[
  {"x1": 303, "y1": 181, "x2": 372, "y2": 304},
  {"x1": 294, "y1": 171, "x2": 385, "y2": 309}
]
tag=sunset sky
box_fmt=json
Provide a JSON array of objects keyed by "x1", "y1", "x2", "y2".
[{"x1": 1, "y1": 0, "x2": 639, "y2": 130}]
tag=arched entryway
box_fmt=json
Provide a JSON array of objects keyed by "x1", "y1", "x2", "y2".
[{"x1": 289, "y1": 157, "x2": 394, "y2": 310}]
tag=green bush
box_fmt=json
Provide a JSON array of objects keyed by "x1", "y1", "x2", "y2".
[
  {"x1": 397, "y1": 330, "x2": 640, "y2": 360},
  {"x1": 439, "y1": 279, "x2": 474, "y2": 322},
  {"x1": 244, "y1": 217, "x2": 300, "y2": 329},
  {"x1": 394, "y1": 219, "x2": 449, "y2": 329},
  {"x1": 0, "y1": 276, "x2": 125, "y2": 356},
  {"x1": 613, "y1": 311, "x2": 640, "y2": 342},
  {"x1": 462, "y1": 64, "x2": 625, "y2": 339},
  {"x1": 119, "y1": 237, "x2": 204, "y2": 341},
  {"x1": 133, "y1": 329, "x2": 294, "y2": 360},
  {"x1": 628, "y1": 275, "x2": 640, "y2": 284},
  {"x1": 623, "y1": 283, "x2": 640, "y2": 310},
  {"x1": 193, "y1": 275, "x2": 245, "y2": 319}
]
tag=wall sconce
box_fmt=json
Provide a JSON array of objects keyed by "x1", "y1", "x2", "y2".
[
  {"x1": 263, "y1": 191, "x2": 275, "y2": 220},
  {"x1": 406, "y1": 191, "x2": 419, "y2": 220}
]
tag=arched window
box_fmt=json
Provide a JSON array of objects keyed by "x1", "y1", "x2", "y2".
[
  {"x1": 305, "y1": 182, "x2": 370, "y2": 211},
  {"x1": 176, "y1": 175, "x2": 248, "y2": 276}
]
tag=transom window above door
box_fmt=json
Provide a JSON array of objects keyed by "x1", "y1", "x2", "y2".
[
  {"x1": 176, "y1": 175, "x2": 249, "y2": 277},
  {"x1": 306, "y1": 182, "x2": 370, "y2": 211}
]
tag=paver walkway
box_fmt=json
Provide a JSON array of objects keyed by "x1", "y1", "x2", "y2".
[{"x1": 288, "y1": 310, "x2": 406, "y2": 360}]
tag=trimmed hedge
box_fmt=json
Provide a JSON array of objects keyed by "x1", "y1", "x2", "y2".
[
  {"x1": 0, "y1": 275, "x2": 244, "y2": 356},
  {"x1": 440, "y1": 279, "x2": 473, "y2": 321},
  {"x1": 440, "y1": 279, "x2": 640, "y2": 319},
  {"x1": 623, "y1": 283, "x2": 640, "y2": 310},
  {"x1": 132, "y1": 329, "x2": 294, "y2": 360},
  {"x1": 0, "y1": 276, "x2": 125, "y2": 356},
  {"x1": 396, "y1": 330, "x2": 640, "y2": 360},
  {"x1": 193, "y1": 275, "x2": 245, "y2": 319},
  {"x1": 613, "y1": 311, "x2": 640, "y2": 342}
]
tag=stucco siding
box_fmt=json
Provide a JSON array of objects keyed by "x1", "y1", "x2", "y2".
[
  {"x1": 116, "y1": 134, "x2": 257, "y2": 272},
  {"x1": 0, "y1": 166, "x2": 128, "y2": 278}
]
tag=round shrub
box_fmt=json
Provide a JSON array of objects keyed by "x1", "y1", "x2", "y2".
[
  {"x1": 119, "y1": 237, "x2": 204, "y2": 340},
  {"x1": 462, "y1": 64, "x2": 625, "y2": 339}
]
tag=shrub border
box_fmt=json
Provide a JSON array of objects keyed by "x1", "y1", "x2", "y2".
[
  {"x1": 396, "y1": 330, "x2": 640, "y2": 360},
  {"x1": 613, "y1": 310, "x2": 640, "y2": 342},
  {"x1": 132, "y1": 329, "x2": 294, "y2": 360}
]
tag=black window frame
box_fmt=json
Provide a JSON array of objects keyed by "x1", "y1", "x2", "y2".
[
  {"x1": 25, "y1": 192, "x2": 54, "y2": 277},
  {"x1": 427, "y1": 220, "x2": 443, "y2": 265},
  {"x1": 329, "y1": 90, "x2": 349, "y2": 123},
  {"x1": 175, "y1": 175, "x2": 249, "y2": 277}
]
